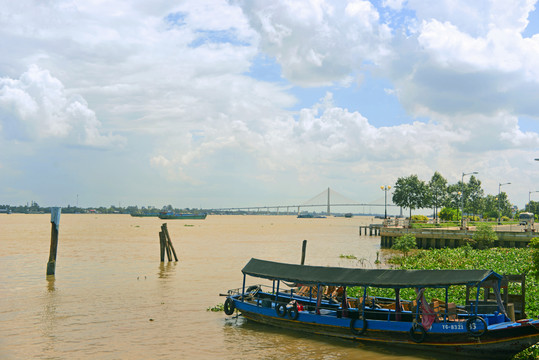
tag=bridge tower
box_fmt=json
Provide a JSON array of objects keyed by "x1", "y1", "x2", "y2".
[{"x1": 327, "y1": 187, "x2": 330, "y2": 216}]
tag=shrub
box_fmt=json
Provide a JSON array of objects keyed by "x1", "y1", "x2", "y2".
[
  {"x1": 472, "y1": 222, "x2": 497, "y2": 249},
  {"x1": 439, "y1": 207, "x2": 458, "y2": 221},
  {"x1": 411, "y1": 215, "x2": 429, "y2": 223},
  {"x1": 392, "y1": 234, "x2": 417, "y2": 257},
  {"x1": 461, "y1": 239, "x2": 475, "y2": 257},
  {"x1": 530, "y1": 237, "x2": 539, "y2": 279}
]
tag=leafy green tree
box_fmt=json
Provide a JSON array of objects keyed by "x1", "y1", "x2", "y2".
[
  {"x1": 472, "y1": 223, "x2": 497, "y2": 249},
  {"x1": 443, "y1": 176, "x2": 485, "y2": 220},
  {"x1": 439, "y1": 207, "x2": 459, "y2": 221},
  {"x1": 428, "y1": 172, "x2": 447, "y2": 220},
  {"x1": 527, "y1": 201, "x2": 539, "y2": 216},
  {"x1": 392, "y1": 234, "x2": 417, "y2": 257},
  {"x1": 444, "y1": 183, "x2": 461, "y2": 209},
  {"x1": 466, "y1": 176, "x2": 484, "y2": 217},
  {"x1": 496, "y1": 192, "x2": 512, "y2": 218},
  {"x1": 392, "y1": 175, "x2": 429, "y2": 218},
  {"x1": 482, "y1": 194, "x2": 499, "y2": 218}
]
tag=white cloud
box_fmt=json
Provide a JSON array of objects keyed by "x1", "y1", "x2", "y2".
[
  {"x1": 378, "y1": 1, "x2": 539, "y2": 124},
  {"x1": 0, "y1": 65, "x2": 125, "y2": 148},
  {"x1": 0, "y1": 0, "x2": 538, "y2": 208},
  {"x1": 238, "y1": 0, "x2": 392, "y2": 86},
  {"x1": 382, "y1": 0, "x2": 405, "y2": 11},
  {"x1": 417, "y1": 19, "x2": 539, "y2": 77},
  {"x1": 408, "y1": 0, "x2": 536, "y2": 36}
]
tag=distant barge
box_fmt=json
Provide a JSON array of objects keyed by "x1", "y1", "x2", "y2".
[{"x1": 158, "y1": 212, "x2": 207, "y2": 220}]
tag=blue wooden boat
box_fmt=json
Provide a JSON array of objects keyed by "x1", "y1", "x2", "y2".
[
  {"x1": 158, "y1": 212, "x2": 207, "y2": 220},
  {"x1": 297, "y1": 214, "x2": 326, "y2": 218},
  {"x1": 223, "y1": 258, "x2": 539, "y2": 359}
]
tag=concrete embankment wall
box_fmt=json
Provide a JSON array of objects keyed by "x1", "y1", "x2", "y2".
[{"x1": 380, "y1": 227, "x2": 537, "y2": 249}]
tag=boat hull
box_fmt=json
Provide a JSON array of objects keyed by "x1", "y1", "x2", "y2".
[
  {"x1": 158, "y1": 213, "x2": 207, "y2": 220},
  {"x1": 233, "y1": 299, "x2": 539, "y2": 360}
]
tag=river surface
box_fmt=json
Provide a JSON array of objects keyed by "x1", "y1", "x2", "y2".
[{"x1": 1, "y1": 214, "x2": 449, "y2": 359}]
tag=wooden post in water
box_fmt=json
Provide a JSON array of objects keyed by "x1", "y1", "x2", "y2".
[
  {"x1": 46, "y1": 207, "x2": 61, "y2": 276},
  {"x1": 160, "y1": 223, "x2": 178, "y2": 262},
  {"x1": 159, "y1": 231, "x2": 166, "y2": 262},
  {"x1": 164, "y1": 230, "x2": 172, "y2": 261},
  {"x1": 301, "y1": 240, "x2": 307, "y2": 265}
]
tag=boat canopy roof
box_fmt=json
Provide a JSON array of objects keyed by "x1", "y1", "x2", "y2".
[{"x1": 241, "y1": 258, "x2": 502, "y2": 288}]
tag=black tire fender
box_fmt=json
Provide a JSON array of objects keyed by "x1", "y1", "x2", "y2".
[
  {"x1": 466, "y1": 316, "x2": 487, "y2": 337},
  {"x1": 409, "y1": 323, "x2": 426, "y2": 343},
  {"x1": 276, "y1": 303, "x2": 287, "y2": 317},
  {"x1": 287, "y1": 303, "x2": 299, "y2": 320},
  {"x1": 350, "y1": 316, "x2": 368, "y2": 335},
  {"x1": 224, "y1": 298, "x2": 235, "y2": 315}
]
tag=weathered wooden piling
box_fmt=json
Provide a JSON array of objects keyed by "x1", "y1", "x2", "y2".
[
  {"x1": 301, "y1": 240, "x2": 307, "y2": 265},
  {"x1": 160, "y1": 223, "x2": 178, "y2": 262},
  {"x1": 46, "y1": 207, "x2": 61, "y2": 276},
  {"x1": 159, "y1": 231, "x2": 167, "y2": 262}
]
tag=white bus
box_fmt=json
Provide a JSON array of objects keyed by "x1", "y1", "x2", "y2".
[{"x1": 519, "y1": 212, "x2": 534, "y2": 225}]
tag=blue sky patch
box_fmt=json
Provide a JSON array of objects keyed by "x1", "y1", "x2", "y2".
[
  {"x1": 522, "y1": 6, "x2": 539, "y2": 37},
  {"x1": 287, "y1": 73, "x2": 413, "y2": 127},
  {"x1": 164, "y1": 12, "x2": 187, "y2": 27},
  {"x1": 518, "y1": 116, "x2": 539, "y2": 133},
  {"x1": 189, "y1": 29, "x2": 249, "y2": 48},
  {"x1": 244, "y1": 54, "x2": 285, "y2": 83}
]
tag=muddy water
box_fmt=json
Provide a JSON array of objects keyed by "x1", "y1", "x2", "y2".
[{"x1": 0, "y1": 214, "x2": 438, "y2": 359}]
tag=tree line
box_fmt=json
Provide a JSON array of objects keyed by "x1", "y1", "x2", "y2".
[
  {"x1": 391, "y1": 172, "x2": 515, "y2": 220},
  {"x1": 0, "y1": 203, "x2": 201, "y2": 215}
]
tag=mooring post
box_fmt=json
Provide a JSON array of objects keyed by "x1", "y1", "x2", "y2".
[
  {"x1": 164, "y1": 231, "x2": 172, "y2": 262},
  {"x1": 161, "y1": 223, "x2": 178, "y2": 261},
  {"x1": 159, "y1": 231, "x2": 166, "y2": 262},
  {"x1": 301, "y1": 240, "x2": 307, "y2": 265},
  {"x1": 46, "y1": 207, "x2": 61, "y2": 276}
]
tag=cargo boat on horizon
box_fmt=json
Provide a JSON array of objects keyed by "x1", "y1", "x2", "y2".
[{"x1": 158, "y1": 212, "x2": 207, "y2": 220}]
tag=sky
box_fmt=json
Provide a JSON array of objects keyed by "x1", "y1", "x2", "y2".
[{"x1": 1, "y1": 0, "x2": 539, "y2": 211}]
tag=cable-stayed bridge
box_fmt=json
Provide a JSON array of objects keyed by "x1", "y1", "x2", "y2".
[{"x1": 211, "y1": 187, "x2": 398, "y2": 216}]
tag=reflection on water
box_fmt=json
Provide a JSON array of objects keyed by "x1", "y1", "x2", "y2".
[
  {"x1": 158, "y1": 261, "x2": 177, "y2": 279},
  {"x1": 47, "y1": 275, "x2": 56, "y2": 292},
  {"x1": 0, "y1": 214, "x2": 436, "y2": 359},
  {"x1": 223, "y1": 317, "x2": 456, "y2": 360},
  {"x1": 41, "y1": 276, "x2": 58, "y2": 356}
]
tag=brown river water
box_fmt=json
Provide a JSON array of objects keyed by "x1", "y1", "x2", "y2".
[{"x1": 1, "y1": 214, "x2": 450, "y2": 359}]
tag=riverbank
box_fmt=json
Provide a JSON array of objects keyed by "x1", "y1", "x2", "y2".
[{"x1": 380, "y1": 226, "x2": 536, "y2": 249}]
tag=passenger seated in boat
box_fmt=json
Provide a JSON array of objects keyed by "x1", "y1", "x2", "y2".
[
  {"x1": 296, "y1": 285, "x2": 344, "y2": 301},
  {"x1": 415, "y1": 288, "x2": 438, "y2": 330},
  {"x1": 330, "y1": 286, "x2": 344, "y2": 300}
]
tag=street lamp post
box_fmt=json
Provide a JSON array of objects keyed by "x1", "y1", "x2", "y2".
[
  {"x1": 454, "y1": 191, "x2": 462, "y2": 224},
  {"x1": 498, "y1": 182, "x2": 511, "y2": 223},
  {"x1": 381, "y1": 185, "x2": 391, "y2": 219},
  {"x1": 461, "y1": 171, "x2": 478, "y2": 228}
]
